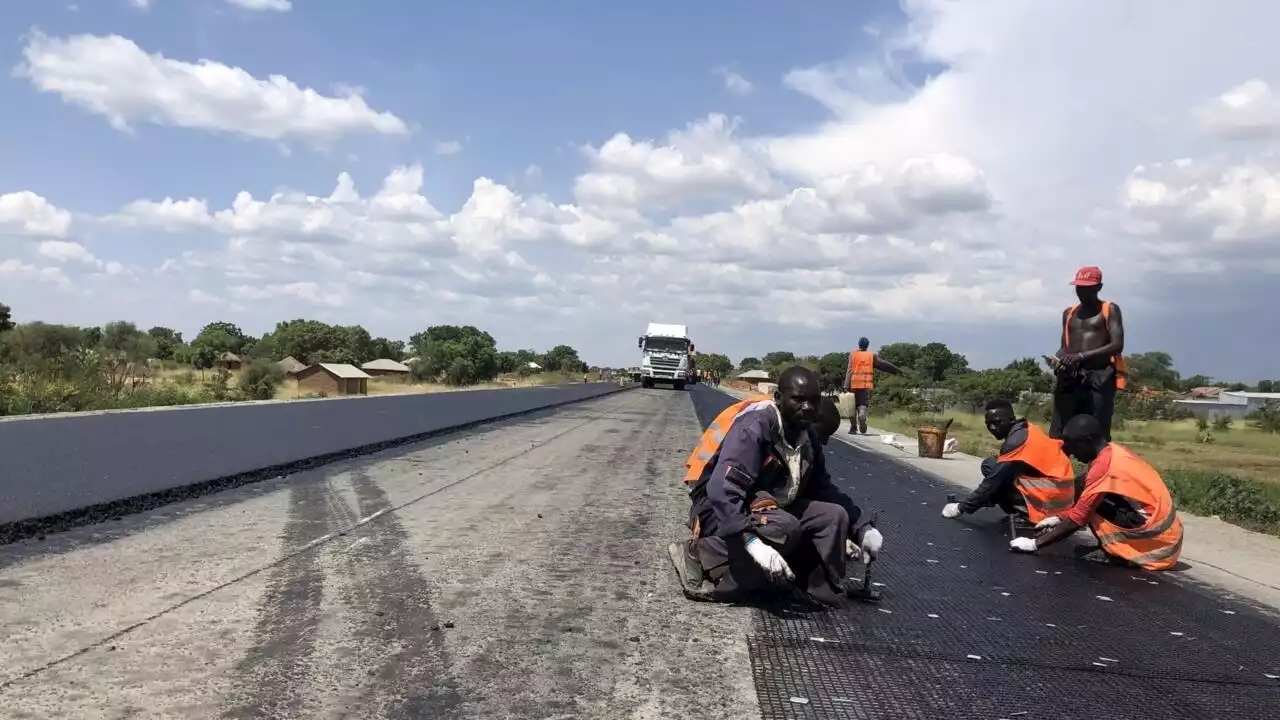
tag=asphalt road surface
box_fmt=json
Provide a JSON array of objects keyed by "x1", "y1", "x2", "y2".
[
  {"x1": 3, "y1": 386, "x2": 1279, "y2": 720},
  {"x1": 0, "y1": 389, "x2": 757, "y2": 720}
]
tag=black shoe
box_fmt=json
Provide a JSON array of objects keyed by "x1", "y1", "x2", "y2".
[{"x1": 667, "y1": 541, "x2": 714, "y2": 601}]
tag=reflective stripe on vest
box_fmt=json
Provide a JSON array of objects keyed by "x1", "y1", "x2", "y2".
[
  {"x1": 997, "y1": 422, "x2": 1077, "y2": 524},
  {"x1": 1063, "y1": 301, "x2": 1129, "y2": 391},
  {"x1": 1081, "y1": 443, "x2": 1184, "y2": 571},
  {"x1": 683, "y1": 396, "x2": 771, "y2": 484},
  {"x1": 849, "y1": 351, "x2": 875, "y2": 390}
]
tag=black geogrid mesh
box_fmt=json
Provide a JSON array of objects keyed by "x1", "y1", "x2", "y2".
[{"x1": 689, "y1": 389, "x2": 1280, "y2": 719}]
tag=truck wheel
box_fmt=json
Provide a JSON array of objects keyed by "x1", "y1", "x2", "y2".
[{"x1": 642, "y1": 377, "x2": 654, "y2": 389}]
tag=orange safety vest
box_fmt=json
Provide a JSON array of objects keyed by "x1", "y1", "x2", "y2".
[
  {"x1": 683, "y1": 395, "x2": 770, "y2": 484},
  {"x1": 848, "y1": 351, "x2": 875, "y2": 390},
  {"x1": 1079, "y1": 443, "x2": 1183, "y2": 571},
  {"x1": 997, "y1": 423, "x2": 1076, "y2": 524},
  {"x1": 1063, "y1": 301, "x2": 1129, "y2": 391}
]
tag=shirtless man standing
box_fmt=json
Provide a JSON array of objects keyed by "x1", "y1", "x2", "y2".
[{"x1": 1048, "y1": 266, "x2": 1128, "y2": 442}]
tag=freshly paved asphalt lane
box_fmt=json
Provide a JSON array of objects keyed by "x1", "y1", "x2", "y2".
[
  {"x1": 688, "y1": 387, "x2": 1280, "y2": 720},
  {"x1": 0, "y1": 389, "x2": 758, "y2": 720},
  {"x1": 3, "y1": 385, "x2": 1278, "y2": 719}
]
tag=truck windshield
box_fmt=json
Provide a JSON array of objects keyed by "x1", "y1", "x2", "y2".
[{"x1": 644, "y1": 337, "x2": 688, "y2": 353}]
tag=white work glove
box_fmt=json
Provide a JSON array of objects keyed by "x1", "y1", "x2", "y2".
[
  {"x1": 745, "y1": 536, "x2": 794, "y2": 582},
  {"x1": 1009, "y1": 536, "x2": 1038, "y2": 553},
  {"x1": 845, "y1": 539, "x2": 861, "y2": 560},
  {"x1": 858, "y1": 527, "x2": 884, "y2": 563},
  {"x1": 941, "y1": 502, "x2": 961, "y2": 519},
  {"x1": 1035, "y1": 515, "x2": 1062, "y2": 530}
]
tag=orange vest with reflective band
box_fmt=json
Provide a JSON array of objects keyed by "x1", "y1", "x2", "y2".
[
  {"x1": 997, "y1": 423, "x2": 1076, "y2": 524},
  {"x1": 683, "y1": 395, "x2": 770, "y2": 484},
  {"x1": 1079, "y1": 443, "x2": 1183, "y2": 571},
  {"x1": 848, "y1": 351, "x2": 875, "y2": 390},
  {"x1": 1063, "y1": 301, "x2": 1128, "y2": 391}
]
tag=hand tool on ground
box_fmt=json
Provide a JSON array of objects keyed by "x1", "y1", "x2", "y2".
[{"x1": 846, "y1": 512, "x2": 883, "y2": 604}]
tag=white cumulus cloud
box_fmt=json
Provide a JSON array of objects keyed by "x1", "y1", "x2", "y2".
[{"x1": 17, "y1": 31, "x2": 407, "y2": 142}]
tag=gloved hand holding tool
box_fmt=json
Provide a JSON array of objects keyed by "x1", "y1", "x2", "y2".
[
  {"x1": 846, "y1": 513, "x2": 884, "y2": 603},
  {"x1": 745, "y1": 535, "x2": 794, "y2": 582}
]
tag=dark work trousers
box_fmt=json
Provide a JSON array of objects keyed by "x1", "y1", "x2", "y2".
[
  {"x1": 972, "y1": 457, "x2": 1028, "y2": 516},
  {"x1": 1050, "y1": 366, "x2": 1117, "y2": 442},
  {"x1": 850, "y1": 389, "x2": 871, "y2": 433},
  {"x1": 694, "y1": 498, "x2": 855, "y2": 606}
]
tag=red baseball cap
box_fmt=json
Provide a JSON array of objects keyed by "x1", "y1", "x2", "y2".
[{"x1": 1070, "y1": 266, "x2": 1103, "y2": 286}]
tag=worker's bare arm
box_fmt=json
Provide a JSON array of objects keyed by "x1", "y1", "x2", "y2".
[
  {"x1": 1055, "y1": 308, "x2": 1070, "y2": 357},
  {"x1": 873, "y1": 355, "x2": 902, "y2": 375}
]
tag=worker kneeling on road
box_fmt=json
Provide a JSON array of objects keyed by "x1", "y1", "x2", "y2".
[
  {"x1": 941, "y1": 399, "x2": 1076, "y2": 527},
  {"x1": 1010, "y1": 414, "x2": 1184, "y2": 571},
  {"x1": 670, "y1": 366, "x2": 882, "y2": 606}
]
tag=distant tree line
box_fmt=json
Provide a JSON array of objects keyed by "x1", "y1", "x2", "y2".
[
  {"x1": 699, "y1": 342, "x2": 1277, "y2": 425},
  {"x1": 0, "y1": 301, "x2": 589, "y2": 417}
]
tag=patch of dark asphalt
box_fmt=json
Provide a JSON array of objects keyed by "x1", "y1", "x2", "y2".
[
  {"x1": 221, "y1": 480, "x2": 347, "y2": 720},
  {"x1": 339, "y1": 472, "x2": 464, "y2": 720},
  {"x1": 0, "y1": 386, "x2": 632, "y2": 548}
]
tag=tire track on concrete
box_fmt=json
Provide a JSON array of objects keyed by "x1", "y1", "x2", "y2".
[
  {"x1": 221, "y1": 479, "x2": 353, "y2": 719},
  {"x1": 333, "y1": 471, "x2": 463, "y2": 719}
]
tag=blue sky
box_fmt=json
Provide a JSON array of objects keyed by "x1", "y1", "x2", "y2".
[{"x1": 1, "y1": 0, "x2": 1278, "y2": 381}]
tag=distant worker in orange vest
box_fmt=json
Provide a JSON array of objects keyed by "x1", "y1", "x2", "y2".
[
  {"x1": 1048, "y1": 266, "x2": 1128, "y2": 442},
  {"x1": 941, "y1": 398, "x2": 1075, "y2": 527},
  {"x1": 843, "y1": 337, "x2": 903, "y2": 435},
  {"x1": 1010, "y1": 414, "x2": 1183, "y2": 571}
]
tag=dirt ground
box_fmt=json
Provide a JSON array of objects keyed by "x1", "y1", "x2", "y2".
[{"x1": 0, "y1": 390, "x2": 758, "y2": 720}]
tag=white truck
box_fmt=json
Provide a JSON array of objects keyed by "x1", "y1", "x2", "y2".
[{"x1": 637, "y1": 322, "x2": 694, "y2": 390}]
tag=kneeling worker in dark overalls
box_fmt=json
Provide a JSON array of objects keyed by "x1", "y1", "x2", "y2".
[{"x1": 669, "y1": 366, "x2": 884, "y2": 606}]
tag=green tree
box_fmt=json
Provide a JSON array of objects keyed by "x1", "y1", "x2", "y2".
[
  {"x1": 193, "y1": 321, "x2": 249, "y2": 354},
  {"x1": 1126, "y1": 351, "x2": 1181, "y2": 390},
  {"x1": 0, "y1": 302, "x2": 13, "y2": 333},
  {"x1": 408, "y1": 325, "x2": 499, "y2": 385},
  {"x1": 370, "y1": 337, "x2": 406, "y2": 361},
  {"x1": 877, "y1": 342, "x2": 921, "y2": 371},
  {"x1": 762, "y1": 351, "x2": 796, "y2": 370},
  {"x1": 239, "y1": 359, "x2": 285, "y2": 400},
  {"x1": 918, "y1": 342, "x2": 969, "y2": 382},
  {"x1": 541, "y1": 344, "x2": 583, "y2": 372},
  {"x1": 738, "y1": 357, "x2": 762, "y2": 371},
  {"x1": 818, "y1": 352, "x2": 849, "y2": 391},
  {"x1": 267, "y1": 319, "x2": 362, "y2": 365},
  {"x1": 1, "y1": 322, "x2": 85, "y2": 369},
  {"x1": 80, "y1": 326, "x2": 104, "y2": 348},
  {"x1": 1258, "y1": 380, "x2": 1276, "y2": 393},
  {"x1": 951, "y1": 368, "x2": 1041, "y2": 406},
  {"x1": 147, "y1": 326, "x2": 184, "y2": 360},
  {"x1": 698, "y1": 352, "x2": 734, "y2": 378}
]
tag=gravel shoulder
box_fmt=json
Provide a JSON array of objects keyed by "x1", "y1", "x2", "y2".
[{"x1": 0, "y1": 389, "x2": 759, "y2": 720}]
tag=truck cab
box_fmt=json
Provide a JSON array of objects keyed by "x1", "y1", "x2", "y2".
[{"x1": 637, "y1": 323, "x2": 693, "y2": 390}]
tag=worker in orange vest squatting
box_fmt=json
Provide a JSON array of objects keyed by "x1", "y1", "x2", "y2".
[
  {"x1": 844, "y1": 337, "x2": 903, "y2": 435},
  {"x1": 1010, "y1": 414, "x2": 1184, "y2": 571},
  {"x1": 1047, "y1": 265, "x2": 1128, "y2": 442},
  {"x1": 668, "y1": 366, "x2": 883, "y2": 605},
  {"x1": 941, "y1": 398, "x2": 1076, "y2": 530}
]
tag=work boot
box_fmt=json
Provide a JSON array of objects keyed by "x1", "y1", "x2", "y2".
[
  {"x1": 858, "y1": 420, "x2": 868, "y2": 434},
  {"x1": 667, "y1": 541, "x2": 714, "y2": 602},
  {"x1": 847, "y1": 420, "x2": 857, "y2": 434}
]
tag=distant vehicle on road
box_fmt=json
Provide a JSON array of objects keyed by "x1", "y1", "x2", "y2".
[{"x1": 637, "y1": 322, "x2": 694, "y2": 390}]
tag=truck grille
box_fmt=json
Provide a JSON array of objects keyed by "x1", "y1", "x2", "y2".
[{"x1": 649, "y1": 357, "x2": 682, "y2": 371}]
